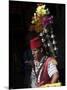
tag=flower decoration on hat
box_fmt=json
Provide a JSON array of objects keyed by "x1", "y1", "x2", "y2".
[
  {"x1": 30, "y1": 4, "x2": 58, "y2": 57},
  {"x1": 31, "y1": 4, "x2": 53, "y2": 33},
  {"x1": 36, "y1": 4, "x2": 49, "y2": 16}
]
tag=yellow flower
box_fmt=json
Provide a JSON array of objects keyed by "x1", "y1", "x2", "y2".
[
  {"x1": 36, "y1": 4, "x2": 48, "y2": 16},
  {"x1": 31, "y1": 4, "x2": 50, "y2": 32}
]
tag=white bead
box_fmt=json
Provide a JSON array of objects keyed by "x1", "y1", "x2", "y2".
[
  {"x1": 48, "y1": 43, "x2": 50, "y2": 46},
  {"x1": 54, "y1": 47, "x2": 57, "y2": 50},
  {"x1": 34, "y1": 13, "x2": 36, "y2": 16},
  {"x1": 40, "y1": 33, "x2": 43, "y2": 36},
  {"x1": 42, "y1": 38, "x2": 45, "y2": 42},
  {"x1": 53, "y1": 40, "x2": 56, "y2": 44},
  {"x1": 51, "y1": 34, "x2": 54, "y2": 38}
]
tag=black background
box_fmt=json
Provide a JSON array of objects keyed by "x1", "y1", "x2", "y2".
[{"x1": 9, "y1": 1, "x2": 65, "y2": 89}]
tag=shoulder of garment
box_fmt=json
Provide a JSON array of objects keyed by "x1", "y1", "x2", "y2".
[{"x1": 48, "y1": 57, "x2": 58, "y2": 65}]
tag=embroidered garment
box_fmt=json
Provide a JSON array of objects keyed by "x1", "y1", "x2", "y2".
[{"x1": 31, "y1": 56, "x2": 58, "y2": 88}]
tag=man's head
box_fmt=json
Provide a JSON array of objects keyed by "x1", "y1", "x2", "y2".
[{"x1": 30, "y1": 36, "x2": 43, "y2": 61}]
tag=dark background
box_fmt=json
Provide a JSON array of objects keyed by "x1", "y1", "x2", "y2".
[{"x1": 9, "y1": 1, "x2": 65, "y2": 89}]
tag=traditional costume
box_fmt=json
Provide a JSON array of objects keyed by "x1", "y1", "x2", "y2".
[{"x1": 30, "y1": 36, "x2": 58, "y2": 88}]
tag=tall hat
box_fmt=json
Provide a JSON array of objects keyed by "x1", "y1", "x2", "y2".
[
  {"x1": 30, "y1": 4, "x2": 58, "y2": 57},
  {"x1": 30, "y1": 36, "x2": 42, "y2": 49}
]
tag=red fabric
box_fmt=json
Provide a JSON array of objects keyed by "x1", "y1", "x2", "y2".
[
  {"x1": 30, "y1": 36, "x2": 42, "y2": 49},
  {"x1": 38, "y1": 57, "x2": 52, "y2": 85}
]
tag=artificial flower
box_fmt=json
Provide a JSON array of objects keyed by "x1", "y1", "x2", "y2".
[{"x1": 36, "y1": 4, "x2": 49, "y2": 16}]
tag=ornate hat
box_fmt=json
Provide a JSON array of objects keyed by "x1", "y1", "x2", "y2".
[
  {"x1": 30, "y1": 36, "x2": 42, "y2": 49},
  {"x1": 30, "y1": 4, "x2": 58, "y2": 57}
]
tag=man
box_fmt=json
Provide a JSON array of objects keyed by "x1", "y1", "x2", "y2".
[{"x1": 30, "y1": 36, "x2": 59, "y2": 88}]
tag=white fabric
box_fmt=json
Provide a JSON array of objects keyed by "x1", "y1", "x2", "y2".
[
  {"x1": 31, "y1": 69, "x2": 37, "y2": 88},
  {"x1": 31, "y1": 56, "x2": 45, "y2": 87},
  {"x1": 48, "y1": 62, "x2": 58, "y2": 77}
]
